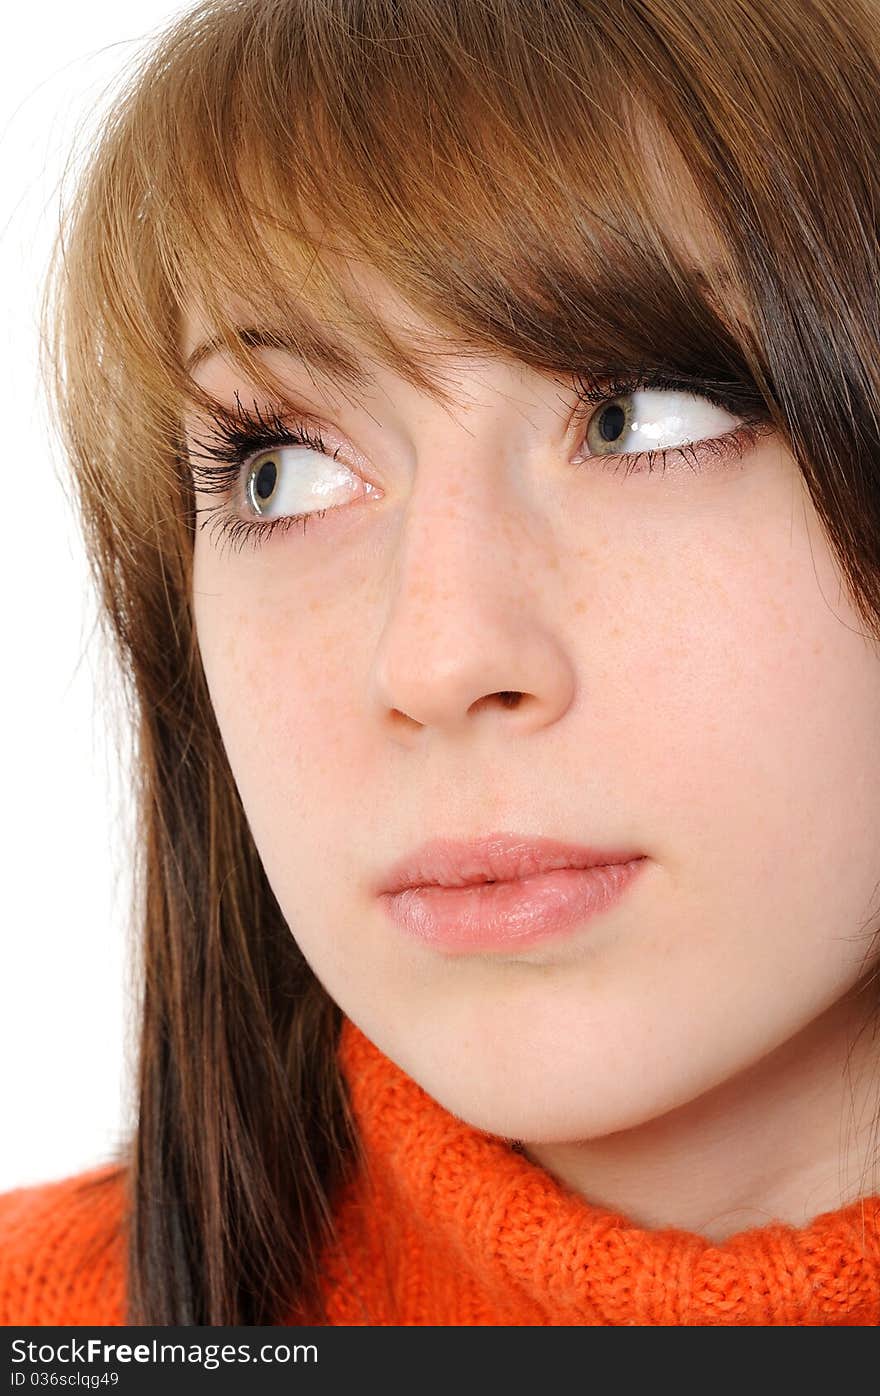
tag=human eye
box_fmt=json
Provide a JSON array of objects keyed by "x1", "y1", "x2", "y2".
[
  {"x1": 571, "y1": 368, "x2": 774, "y2": 477},
  {"x1": 185, "y1": 392, "x2": 380, "y2": 557}
]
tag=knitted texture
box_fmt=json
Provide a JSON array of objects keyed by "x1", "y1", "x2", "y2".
[
  {"x1": 2, "y1": 1015, "x2": 879, "y2": 1326},
  {"x1": 0, "y1": 1164, "x2": 126, "y2": 1325}
]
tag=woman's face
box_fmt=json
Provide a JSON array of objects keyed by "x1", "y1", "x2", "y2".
[{"x1": 184, "y1": 264, "x2": 880, "y2": 1143}]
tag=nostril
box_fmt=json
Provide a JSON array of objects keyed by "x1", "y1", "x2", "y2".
[{"x1": 468, "y1": 690, "x2": 527, "y2": 717}]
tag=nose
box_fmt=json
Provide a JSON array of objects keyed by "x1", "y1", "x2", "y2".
[{"x1": 368, "y1": 460, "x2": 576, "y2": 742}]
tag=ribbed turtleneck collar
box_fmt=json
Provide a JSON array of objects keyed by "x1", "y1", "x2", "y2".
[{"x1": 334, "y1": 1015, "x2": 880, "y2": 1325}]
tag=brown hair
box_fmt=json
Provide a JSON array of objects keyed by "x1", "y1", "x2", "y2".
[{"x1": 42, "y1": 0, "x2": 880, "y2": 1324}]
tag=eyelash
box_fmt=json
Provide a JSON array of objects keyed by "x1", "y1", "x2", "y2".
[
  {"x1": 187, "y1": 396, "x2": 344, "y2": 557},
  {"x1": 185, "y1": 374, "x2": 771, "y2": 557}
]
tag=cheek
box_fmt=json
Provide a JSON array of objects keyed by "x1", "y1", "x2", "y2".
[
  {"x1": 622, "y1": 494, "x2": 880, "y2": 990},
  {"x1": 192, "y1": 564, "x2": 365, "y2": 860}
]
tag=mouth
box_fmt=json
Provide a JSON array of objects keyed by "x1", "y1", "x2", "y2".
[{"x1": 375, "y1": 833, "x2": 647, "y2": 953}]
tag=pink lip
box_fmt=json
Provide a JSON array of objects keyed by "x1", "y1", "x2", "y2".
[{"x1": 376, "y1": 833, "x2": 646, "y2": 953}]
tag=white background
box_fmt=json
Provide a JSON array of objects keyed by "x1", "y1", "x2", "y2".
[{"x1": 0, "y1": 4, "x2": 186, "y2": 1193}]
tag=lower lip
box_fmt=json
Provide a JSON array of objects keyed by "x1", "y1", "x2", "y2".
[{"x1": 379, "y1": 858, "x2": 646, "y2": 953}]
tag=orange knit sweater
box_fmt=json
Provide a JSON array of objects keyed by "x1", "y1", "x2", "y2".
[{"x1": 2, "y1": 1015, "x2": 879, "y2": 1326}]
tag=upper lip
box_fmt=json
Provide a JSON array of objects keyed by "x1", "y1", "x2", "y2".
[{"x1": 376, "y1": 833, "x2": 644, "y2": 895}]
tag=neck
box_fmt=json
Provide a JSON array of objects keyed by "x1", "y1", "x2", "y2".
[{"x1": 521, "y1": 989, "x2": 879, "y2": 1241}]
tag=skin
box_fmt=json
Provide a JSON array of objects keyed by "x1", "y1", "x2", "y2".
[{"x1": 184, "y1": 259, "x2": 880, "y2": 1243}]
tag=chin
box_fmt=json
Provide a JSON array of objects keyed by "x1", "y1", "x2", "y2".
[{"x1": 396, "y1": 1044, "x2": 673, "y2": 1144}]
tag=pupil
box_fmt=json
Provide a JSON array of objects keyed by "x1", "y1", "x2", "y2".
[
  {"x1": 599, "y1": 402, "x2": 626, "y2": 443},
  {"x1": 254, "y1": 458, "x2": 277, "y2": 501}
]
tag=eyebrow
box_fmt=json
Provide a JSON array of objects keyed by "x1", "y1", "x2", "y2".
[{"x1": 184, "y1": 326, "x2": 361, "y2": 380}]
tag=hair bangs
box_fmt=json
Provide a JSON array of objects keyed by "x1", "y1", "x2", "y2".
[{"x1": 120, "y1": 0, "x2": 766, "y2": 426}]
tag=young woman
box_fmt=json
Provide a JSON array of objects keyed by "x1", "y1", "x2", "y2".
[{"x1": 2, "y1": 0, "x2": 879, "y2": 1326}]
